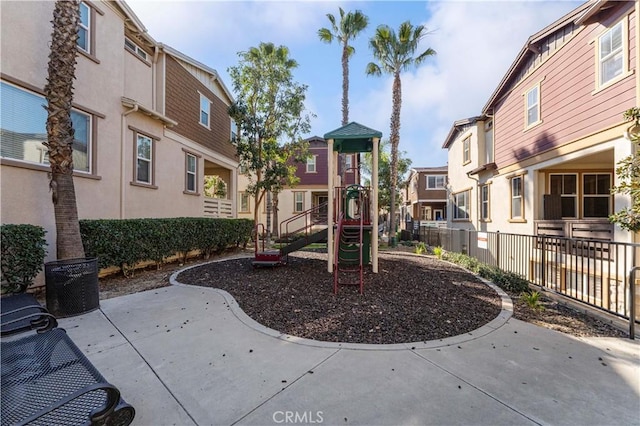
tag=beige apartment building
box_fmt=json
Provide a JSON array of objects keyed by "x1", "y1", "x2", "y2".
[{"x1": 1, "y1": 1, "x2": 238, "y2": 264}]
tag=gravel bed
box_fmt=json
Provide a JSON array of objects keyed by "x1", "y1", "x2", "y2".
[{"x1": 177, "y1": 251, "x2": 502, "y2": 344}]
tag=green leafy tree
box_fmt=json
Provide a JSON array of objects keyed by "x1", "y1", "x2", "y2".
[
  {"x1": 228, "y1": 43, "x2": 312, "y2": 228},
  {"x1": 610, "y1": 107, "x2": 640, "y2": 232},
  {"x1": 362, "y1": 139, "x2": 412, "y2": 212},
  {"x1": 366, "y1": 21, "x2": 435, "y2": 245},
  {"x1": 44, "y1": 0, "x2": 85, "y2": 260},
  {"x1": 318, "y1": 8, "x2": 368, "y2": 182}
]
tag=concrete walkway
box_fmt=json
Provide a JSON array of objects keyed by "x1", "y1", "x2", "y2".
[{"x1": 60, "y1": 273, "x2": 640, "y2": 425}]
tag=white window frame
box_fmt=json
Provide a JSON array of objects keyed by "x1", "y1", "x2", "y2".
[
  {"x1": 294, "y1": 192, "x2": 304, "y2": 212},
  {"x1": 0, "y1": 80, "x2": 93, "y2": 173},
  {"x1": 525, "y1": 84, "x2": 541, "y2": 129},
  {"x1": 462, "y1": 136, "x2": 470, "y2": 164},
  {"x1": 597, "y1": 19, "x2": 626, "y2": 89},
  {"x1": 510, "y1": 176, "x2": 524, "y2": 220},
  {"x1": 231, "y1": 119, "x2": 238, "y2": 141},
  {"x1": 434, "y1": 209, "x2": 444, "y2": 221},
  {"x1": 582, "y1": 173, "x2": 612, "y2": 218},
  {"x1": 240, "y1": 192, "x2": 250, "y2": 212},
  {"x1": 306, "y1": 155, "x2": 317, "y2": 173},
  {"x1": 199, "y1": 94, "x2": 210, "y2": 128},
  {"x1": 345, "y1": 154, "x2": 353, "y2": 172},
  {"x1": 453, "y1": 190, "x2": 470, "y2": 220},
  {"x1": 77, "y1": 2, "x2": 91, "y2": 53},
  {"x1": 185, "y1": 153, "x2": 197, "y2": 193},
  {"x1": 124, "y1": 37, "x2": 148, "y2": 61},
  {"x1": 136, "y1": 134, "x2": 153, "y2": 185},
  {"x1": 480, "y1": 184, "x2": 490, "y2": 221},
  {"x1": 549, "y1": 173, "x2": 578, "y2": 219},
  {"x1": 426, "y1": 175, "x2": 445, "y2": 190},
  {"x1": 420, "y1": 206, "x2": 431, "y2": 221}
]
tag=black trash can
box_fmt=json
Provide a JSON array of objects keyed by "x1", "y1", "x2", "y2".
[{"x1": 45, "y1": 257, "x2": 99, "y2": 317}]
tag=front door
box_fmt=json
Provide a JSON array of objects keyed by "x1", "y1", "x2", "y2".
[{"x1": 314, "y1": 194, "x2": 329, "y2": 223}]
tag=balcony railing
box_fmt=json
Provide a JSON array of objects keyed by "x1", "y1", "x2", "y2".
[{"x1": 204, "y1": 197, "x2": 233, "y2": 218}]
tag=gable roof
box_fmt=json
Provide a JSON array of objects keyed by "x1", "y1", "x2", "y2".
[
  {"x1": 482, "y1": 1, "x2": 593, "y2": 114},
  {"x1": 441, "y1": 116, "x2": 484, "y2": 149}
]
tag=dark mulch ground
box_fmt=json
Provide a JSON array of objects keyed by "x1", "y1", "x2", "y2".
[{"x1": 177, "y1": 251, "x2": 502, "y2": 344}]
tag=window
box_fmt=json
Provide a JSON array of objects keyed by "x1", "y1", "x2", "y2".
[
  {"x1": 420, "y1": 206, "x2": 431, "y2": 221},
  {"x1": 294, "y1": 192, "x2": 304, "y2": 212},
  {"x1": 426, "y1": 175, "x2": 445, "y2": 189},
  {"x1": 77, "y1": 2, "x2": 91, "y2": 53},
  {"x1": 199, "y1": 94, "x2": 210, "y2": 128},
  {"x1": 136, "y1": 134, "x2": 153, "y2": 184},
  {"x1": 231, "y1": 120, "x2": 238, "y2": 141},
  {"x1": 462, "y1": 136, "x2": 470, "y2": 164},
  {"x1": 239, "y1": 164, "x2": 248, "y2": 174},
  {"x1": 0, "y1": 81, "x2": 91, "y2": 173},
  {"x1": 240, "y1": 192, "x2": 250, "y2": 212},
  {"x1": 583, "y1": 174, "x2": 611, "y2": 217},
  {"x1": 484, "y1": 120, "x2": 494, "y2": 163},
  {"x1": 525, "y1": 85, "x2": 540, "y2": 128},
  {"x1": 549, "y1": 174, "x2": 577, "y2": 218},
  {"x1": 481, "y1": 184, "x2": 490, "y2": 221},
  {"x1": 345, "y1": 154, "x2": 353, "y2": 172},
  {"x1": 510, "y1": 176, "x2": 524, "y2": 219},
  {"x1": 453, "y1": 190, "x2": 469, "y2": 220},
  {"x1": 306, "y1": 155, "x2": 316, "y2": 173},
  {"x1": 599, "y1": 21, "x2": 624, "y2": 87},
  {"x1": 185, "y1": 153, "x2": 197, "y2": 193},
  {"x1": 124, "y1": 38, "x2": 147, "y2": 61}
]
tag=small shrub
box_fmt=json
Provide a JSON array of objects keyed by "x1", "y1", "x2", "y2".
[
  {"x1": 415, "y1": 242, "x2": 427, "y2": 255},
  {"x1": 1, "y1": 224, "x2": 47, "y2": 293},
  {"x1": 521, "y1": 290, "x2": 544, "y2": 311},
  {"x1": 478, "y1": 265, "x2": 530, "y2": 293},
  {"x1": 433, "y1": 246, "x2": 443, "y2": 259}
]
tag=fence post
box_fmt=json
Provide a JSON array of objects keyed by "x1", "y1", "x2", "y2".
[
  {"x1": 540, "y1": 235, "x2": 546, "y2": 290},
  {"x1": 630, "y1": 266, "x2": 638, "y2": 340},
  {"x1": 495, "y1": 231, "x2": 500, "y2": 269}
]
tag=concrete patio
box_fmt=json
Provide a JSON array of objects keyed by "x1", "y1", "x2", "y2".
[{"x1": 59, "y1": 278, "x2": 640, "y2": 426}]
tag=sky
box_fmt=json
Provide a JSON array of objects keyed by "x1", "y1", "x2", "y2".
[{"x1": 127, "y1": 0, "x2": 583, "y2": 168}]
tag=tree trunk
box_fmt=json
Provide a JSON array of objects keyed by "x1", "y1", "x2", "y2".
[
  {"x1": 45, "y1": 0, "x2": 85, "y2": 260},
  {"x1": 339, "y1": 42, "x2": 350, "y2": 184},
  {"x1": 388, "y1": 72, "x2": 402, "y2": 247},
  {"x1": 272, "y1": 192, "x2": 279, "y2": 238}
]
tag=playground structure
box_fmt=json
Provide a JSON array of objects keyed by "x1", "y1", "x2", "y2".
[{"x1": 253, "y1": 122, "x2": 381, "y2": 293}]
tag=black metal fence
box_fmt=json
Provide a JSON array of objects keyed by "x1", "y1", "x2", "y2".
[{"x1": 418, "y1": 227, "x2": 639, "y2": 326}]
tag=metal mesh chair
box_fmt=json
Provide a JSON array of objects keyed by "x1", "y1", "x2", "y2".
[
  {"x1": 1, "y1": 328, "x2": 135, "y2": 426},
  {"x1": 1, "y1": 293, "x2": 58, "y2": 337}
]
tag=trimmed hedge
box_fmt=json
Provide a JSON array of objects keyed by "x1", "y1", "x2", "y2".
[
  {"x1": 80, "y1": 218, "x2": 254, "y2": 276},
  {"x1": 1, "y1": 224, "x2": 48, "y2": 293}
]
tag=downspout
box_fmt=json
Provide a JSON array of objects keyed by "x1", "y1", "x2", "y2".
[
  {"x1": 466, "y1": 171, "x2": 480, "y2": 230},
  {"x1": 152, "y1": 45, "x2": 159, "y2": 111},
  {"x1": 120, "y1": 104, "x2": 138, "y2": 219}
]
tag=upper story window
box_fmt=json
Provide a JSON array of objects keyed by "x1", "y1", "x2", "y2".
[
  {"x1": 185, "y1": 153, "x2": 197, "y2": 193},
  {"x1": 549, "y1": 174, "x2": 577, "y2": 218},
  {"x1": 525, "y1": 85, "x2": 540, "y2": 128},
  {"x1": 453, "y1": 190, "x2": 469, "y2": 220},
  {"x1": 199, "y1": 94, "x2": 210, "y2": 128},
  {"x1": 231, "y1": 120, "x2": 238, "y2": 141},
  {"x1": 240, "y1": 192, "x2": 250, "y2": 212},
  {"x1": 510, "y1": 176, "x2": 524, "y2": 219},
  {"x1": 426, "y1": 175, "x2": 445, "y2": 189},
  {"x1": 124, "y1": 38, "x2": 147, "y2": 61},
  {"x1": 583, "y1": 173, "x2": 611, "y2": 217},
  {"x1": 484, "y1": 119, "x2": 494, "y2": 163},
  {"x1": 598, "y1": 21, "x2": 624, "y2": 87},
  {"x1": 462, "y1": 136, "x2": 470, "y2": 164},
  {"x1": 306, "y1": 155, "x2": 317, "y2": 173},
  {"x1": 0, "y1": 81, "x2": 92, "y2": 173},
  {"x1": 77, "y1": 2, "x2": 91, "y2": 53},
  {"x1": 136, "y1": 134, "x2": 153, "y2": 185},
  {"x1": 345, "y1": 154, "x2": 353, "y2": 172}
]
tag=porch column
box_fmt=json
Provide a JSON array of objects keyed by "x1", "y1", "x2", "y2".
[{"x1": 372, "y1": 137, "x2": 379, "y2": 273}]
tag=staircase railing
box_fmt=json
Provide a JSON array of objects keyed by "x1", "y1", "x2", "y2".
[{"x1": 279, "y1": 202, "x2": 328, "y2": 240}]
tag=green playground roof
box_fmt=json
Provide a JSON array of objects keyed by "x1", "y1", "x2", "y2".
[{"x1": 323, "y1": 122, "x2": 382, "y2": 153}]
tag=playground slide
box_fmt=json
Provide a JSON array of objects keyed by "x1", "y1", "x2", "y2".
[{"x1": 279, "y1": 228, "x2": 328, "y2": 256}]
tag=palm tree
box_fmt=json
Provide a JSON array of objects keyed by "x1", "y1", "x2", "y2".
[
  {"x1": 44, "y1": 0, "x2": 85, "y2": 260},
  {"x1": 366, "y1": 21, "x2": 435, "y2": 247},
  {"x1": 318, "y1": 8, "x2": 368, "y2": 180}
]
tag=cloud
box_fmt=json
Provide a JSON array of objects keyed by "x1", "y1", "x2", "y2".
[{"x1": 349, "y1": 0, "x2": 581, "y2": 166}]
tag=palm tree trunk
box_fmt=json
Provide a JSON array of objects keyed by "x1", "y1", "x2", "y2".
[
  {"x1": 339, "y1": 42, "x2": 349, "y2": 183},
  {"x1": 45, "y1": 0, "x2": 85, "y2": 260},
  {"x1": 388, "y1": 72, "x2": 402, "y2": 247}
]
